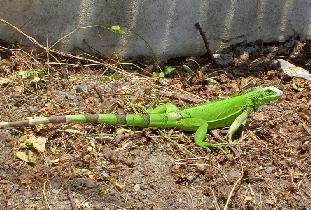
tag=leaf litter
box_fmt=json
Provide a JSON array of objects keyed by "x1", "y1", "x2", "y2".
[{"x1": 0, "y1": 39, "x2": 310, "y2": 209}]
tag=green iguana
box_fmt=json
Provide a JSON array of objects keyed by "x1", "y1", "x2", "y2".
[{"x1": 0, "y1": 86, "x2": 282, "y2": 150}]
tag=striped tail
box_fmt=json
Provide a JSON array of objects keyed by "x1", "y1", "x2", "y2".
[{"x1": 0, "y1": 113, "x2": 156, "y2": 128}]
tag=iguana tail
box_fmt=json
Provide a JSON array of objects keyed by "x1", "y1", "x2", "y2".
[{"x1": 0, "y1": 113, "x2": 155, "y2": 128}]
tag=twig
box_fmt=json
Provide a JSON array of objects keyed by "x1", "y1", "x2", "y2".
[
  {"x1": 195, "y1": 22, "x2": 218, "y2": 67},
  {"x1": 0, "y1": 18, "x2": 205, "y2": 103},
  {"x1": 0, "y1": 46, "x2": 42, "y2": 67},
  {"x1": 224, "y1": 163, "x2": 244, "y2": 210},
  {"x1": 210, "y1": 187, "x2": 221, "y2": 210},
  {"x1": 43, "y1": 181, "x2": 51, "y2": 210},
  {"x1": 46, "y1": 35, "x2": 50, "y2": 74},
  {"x1": 67, "y1": 186, "x2": 77, "y2": 210},
  {"x1": 159, "y1": 130, "x2": 196, "y2": 157},
  {"x1": 0, "y1": 18, "x2": 130, "y2": 76},
  {"x1": 51, "y1": 25, "x2": 111, "y2": 49},
  {"x1": 302, "y1": 123, "x2": 311, "y2": 135},
  {"x1": 20, "y1": 49, "x2": 42, "y2": 65},
  {"x1": 0, "y1": 18, "x2": 46, "y2": 49}
]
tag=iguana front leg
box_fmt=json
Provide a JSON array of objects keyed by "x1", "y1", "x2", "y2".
[
  {"x1": 145, "y1": 103, "x2": 179, "y2": 114},
  {"x1": 226, "y1": 107, "x2": 253, "y2": 142}
]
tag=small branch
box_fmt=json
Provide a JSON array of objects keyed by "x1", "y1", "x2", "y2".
[
  {"x1": 224, "y1": 163, "x2": 244, "y2": 210},
  {"x1": 43, "y1": 181, "x2": 51, "y2": 210},
  {"x1": 210, "y1": 187, "x2": 221, "y2": 210},
  {"x1": 195, "y1": 22, "x2": 218, "y2": 67},
  {"x1": 0, "y1": 18, "x2": 132, "y2": 76},
  {"x1": 0, "y1": 18, "x2": 204, "y2": 103},
  {"x1": 67, "y1": 186, "x2": 77, "y2": 210}
]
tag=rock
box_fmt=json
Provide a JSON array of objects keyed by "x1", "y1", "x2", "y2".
[
  {"x1": 239, "y1": 51, "x2": 250, "y2": 61},
  {"x1": 0, "y1": 77, "x2": 11, "y2": 86},
  {"x1": 213, "y1": 53, "x2": 233, "y2": 66},
  {"x1": 264, "y1": 166, "x2": 276, "y2": 174},
  {"x1": 75, "y1": 85, "x2": 88, "y2": 93},
  {"x1": 133, "y1": 184, "x2": 141, "y2": 192},
  {"x1": 228, "y1": 169, "x2": 241, "y2": 179},
  {"x1": 245, "y1": 46, "x2": 257, "y2": 54},
  {"x1": 277, "y1": 59, "x2": 311, "y2": 80},
  {"x1": 28, "y1": 106, "x2": 38, "y2": 113}
]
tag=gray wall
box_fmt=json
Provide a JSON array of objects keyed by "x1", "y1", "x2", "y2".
[{"x1": 1, "y1": 0, "x2": 311, "y2": 61}]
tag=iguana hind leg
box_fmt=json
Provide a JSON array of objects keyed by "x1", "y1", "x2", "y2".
[
  {"x1": 146, "y1": 103, "x2": 179, "y2": 114},
  {"x1": 194, "y1": 123, "x2": 225, "y2": 152},
  {"x1": 227, "y1": 107, "x2": 253, "y2": 142},
  {"x1": 179, "y1": 118, "x2": 224, "y2": 151}
]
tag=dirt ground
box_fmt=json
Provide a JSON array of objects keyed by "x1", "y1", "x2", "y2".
[{"x1": 0, "y1": 40, "x2": 310, "y2": 209}]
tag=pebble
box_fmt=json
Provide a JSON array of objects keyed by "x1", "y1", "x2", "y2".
[
  {"x1": 278, "y1": 59, "x2": 311, "y2": 80},
  {"x1": 133, "y1": 184, "x2": 141, "y2": 192},
  {"x1": 213, "y1": 53, "x2": 233, "y2": 66}
]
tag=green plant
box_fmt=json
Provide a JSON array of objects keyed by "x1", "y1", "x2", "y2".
[
  {"x1": 109, "y1": 25, "x2": 126, "y2": 35},
  {"x1": 153, "y1": 66, "x2": 176, "y2": 78},
  {"x1": 18, "y1": 69, "x2": 46, "y2": 89},
  {"x1": 203, "y1": 77, "x2": 219, "y2": 85}
]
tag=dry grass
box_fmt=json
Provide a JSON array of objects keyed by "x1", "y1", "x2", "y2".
[{"x1": 0, "y1": 18, "x2": 310, "y2": 209}]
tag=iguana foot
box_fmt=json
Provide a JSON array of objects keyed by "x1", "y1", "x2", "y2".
[{"x1": 199, "y1": 142, "x2": 226, "y2": 154}]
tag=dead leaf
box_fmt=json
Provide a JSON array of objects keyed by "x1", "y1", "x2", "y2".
[
  {"x1": 32, "y1": 137, "x2": 47, "y2": 153},
  {"x1": 18, "y1": 134, "x2": 47, "y2": 153},
  {"x1": 14, "y1": 85, "x2": 24, "y2": 93},
  {"x1": 16, "y1": 134, "x2": 47, "y2": 163},
  {"x1": 116, "y1": 128, "x2": 133, "y2": 136},
  {"x1": 49, "y1": 158, "x2": 60, "y2": 165},
  {"x1": 0, "y1": 77, "x2": 11, "y2": 86},
  {"x1": 16, "y1": 150, "x2": 37, "y2": 163}
]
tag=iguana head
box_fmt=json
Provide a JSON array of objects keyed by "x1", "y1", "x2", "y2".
[{"x1": 252, "y1": 86, "x2": 283, "y2": 108}]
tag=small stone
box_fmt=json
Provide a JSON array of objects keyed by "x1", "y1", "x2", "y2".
[
  {"x1": 228, "y1": 169, "x2": 241, "y2": 179},
  {"x1": 264, "y1": 166, "x2": 275, "y2": 174},
  {"x1": 268, "y1": 60, "x2": 280, "y2": 69},
  {"x1": 51, "y1": 189, "x2": 59, "y2": 194},
  {"x1": 85, "y1": 179, "x2": 96, "y2": 188},
  {"x1": 239, "y1": 51, "x2": 249, "y2": 61},
  {"x1": 133, "y1": 184, "x2": 140, "y2": 192},
  {"x1": 0, "y1": 78, "x2": 11, "y2": 86},
  {"x1": 75, "y1": 85, "x2": 88, "y2": 93},
  {"x1": 213, "y1": 53, "x2": 233, "y2": 66},
  {"x1": 28, "y1": 106, "x2": 38, "y2": 113}
]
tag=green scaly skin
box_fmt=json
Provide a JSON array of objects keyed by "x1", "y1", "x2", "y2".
[{"x1": 0, "y1": 86, "x2": 283, "y2": 150}]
